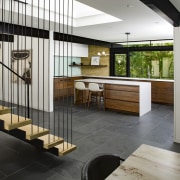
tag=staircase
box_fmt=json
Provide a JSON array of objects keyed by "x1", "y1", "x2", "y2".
[
  {"x1": 0, "y1": 106, "x2": 11, "y2": 115},
  {"x1": 0, "y1": 60, "x2": 76, "y2": 156},
  {"x1": 0, "y1": 107, "x2": 76, "y2": 156},
  {"x1": 0, "y1": 0, "x2": 77, "y2": 157}
]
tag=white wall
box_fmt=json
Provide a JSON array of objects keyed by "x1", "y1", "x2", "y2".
[
  {"x1": 0, "y1": 34, "x2": 88, "y2": 112},
  {"x1": 174, "y1": 27, "x2": 180, "y2": 143},
  {"x1": 0, "y1": 35, "x2": 52, "y2": 112}
]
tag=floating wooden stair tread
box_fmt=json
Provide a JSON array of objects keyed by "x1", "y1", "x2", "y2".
[
  {"x1": 0, "y1": 113, "x2": 32, "y2": 130},
  {"x1": 55, "y1": 142, "x2": 76, "y2": 156},
  {"x1": 38, "y1": 134, "x2": 64, "y2": 149},
  {"x1": 18, "y1": 124, "x2": 49, "y2": 140},
  {"x1": 0, "y1": 106, "x2": 11, "y2": 115}
]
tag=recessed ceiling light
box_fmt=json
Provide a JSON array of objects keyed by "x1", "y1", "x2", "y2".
[{"x1": 127, "y1": 4, "x2": 133, "y2": 8}]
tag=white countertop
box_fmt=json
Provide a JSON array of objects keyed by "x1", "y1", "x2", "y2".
[
  {"x1": 54, "y1": 75, "x2": 174, "y2": 82},
  {"x1": 75, "y1": 78, "x2": 151, "y2": 86},
  {"x1": 82, "y1": 75, "x2": 174, "y2": 82}
]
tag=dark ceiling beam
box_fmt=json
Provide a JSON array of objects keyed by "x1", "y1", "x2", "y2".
[
  {"x1": 0, "y1": 22, "x2": 49, "y2": 39},
  {"x1": 140, "y1": 0, "x2": 180, "y2": 27},
  {"x1": 54, "y1": 32, "x2": 113, "y2": 48},
  {"x1": 0, "y1": 34, "x2": 14, "y2": 42}
]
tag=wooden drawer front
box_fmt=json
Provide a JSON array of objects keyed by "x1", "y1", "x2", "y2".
[
  {"x1": 151, "y1": 81, "x2": 174, "y2": 104},
  {"x1": 105, "y1": 84, "x2": 139, "y2": 92},
  {"x1": 105, "y1": 99, "x2": 139, "y2": 113},
  {"x1": 105, "y1": 90, "x2": 139, "y2": 102},
  {"x1": 151, "y1": 81, "x2": 173, "y2": 88},
  {"x1": 152, "y1": 92, "x2": 173, "y2": 104}
]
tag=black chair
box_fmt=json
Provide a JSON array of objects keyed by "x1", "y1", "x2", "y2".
[{"x1": 81, "y1": 153, "x2": 125, "y2": 180}]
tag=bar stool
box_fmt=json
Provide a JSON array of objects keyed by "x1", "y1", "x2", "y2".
[
  {"x1": 88, "y1": 83, "x2": 104, "y2": 108},
  {"x1": 75, "y1": 82, "x2": 89, "y2": 106}
]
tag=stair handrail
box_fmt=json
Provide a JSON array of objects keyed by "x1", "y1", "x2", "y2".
[
  {"x1": 0, "y1": 61, "x2": 30, "y2": 118},
  {"x1": 0, "y1": 61, "x2": 25, "y2": 80}
]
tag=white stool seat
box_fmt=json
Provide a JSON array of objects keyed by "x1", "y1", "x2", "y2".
[
  {"x1": 75, "y1": 82, "x2": 88, "y2": 90},
  {"x1": 88, "y1": 83, "x2": 104, "y2": 108},
  {"x1": 75, "y1": 82, "x2": 89, "y2": 105}
]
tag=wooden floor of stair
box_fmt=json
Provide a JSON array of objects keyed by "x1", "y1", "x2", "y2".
[
  {"x1": 0, "y1": 106, "x2": 11, "y2": 115},
  {"x1": 0, "y1": 113, "x2": 32, "y2": 130},
  {"x1": 0, "y1": 110, "x2": 77, "y2": 156},
  {"x1": 38, "y1": 134, "x2": 64, "y2": 149},
  {"x1": 18, "y1": 124, "x2": 49, "y2": 140},
  {"x1": 55, "y1": 142, "x2": 76, "y2": 156}
]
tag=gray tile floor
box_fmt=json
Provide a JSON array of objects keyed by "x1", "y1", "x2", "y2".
[{"x1": 0, "y1": 101, "x2": 180, "y2": 180}]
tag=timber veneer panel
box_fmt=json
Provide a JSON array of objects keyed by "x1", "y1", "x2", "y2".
[
  {"x1": 105, "y1": 89, "x2": 139, "y2": 102},
  {"x1": 105, "y1": 84, "x2": 139, "y2": 92},
  {"x1": 54, "y1": 76, "x2": 82, "y2": 99},
  {"x1": 151, "y1": 81, "x2": 173, "y2": 104},
  {"x1": 105, "y1": 84, "x2": 140, "y2": 114},
  {"x1": 105, "y1": 99, "x2": 139, "y2": 113}
]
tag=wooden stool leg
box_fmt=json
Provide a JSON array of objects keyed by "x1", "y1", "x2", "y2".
[{"x1": 88, "y1": 91, "x2": 91, "y2": 108}]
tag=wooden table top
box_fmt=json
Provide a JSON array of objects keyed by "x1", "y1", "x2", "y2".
[{"x1": 106, "y1": 144, "x2": 180, "y2": 180}]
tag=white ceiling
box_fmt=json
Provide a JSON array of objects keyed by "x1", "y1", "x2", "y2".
[
  {"x1": 73, "y1": 0, "x2": 177, "y2": 43},
  {"x1": 1, "y1": 0, "x2": 180, "y2": 43}
]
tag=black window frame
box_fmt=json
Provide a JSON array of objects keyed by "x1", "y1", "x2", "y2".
[{"x1": 110, "y1": 45, "x2": 173, "y2": 77}]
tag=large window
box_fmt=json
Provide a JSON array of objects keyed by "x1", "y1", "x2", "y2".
[
  {"x1": 130, "y1": 51, "x2": 173, "y2": 79},
  {"x1": 112, "y1": 44, "x2": 173, "y2": 79}
]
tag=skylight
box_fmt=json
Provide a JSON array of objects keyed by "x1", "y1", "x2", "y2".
[
  {"x1": 15, "y1": 0, "x2": 122, "y2": 27},
  {"x1": 73, "y1": 1, "x2": 122, "y2": 27}
]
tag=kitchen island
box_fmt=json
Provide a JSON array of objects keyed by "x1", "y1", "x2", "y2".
[
  {"x1": 83, "y1": 75, "x2": 174, "y2": 104},
  {"x1": 75, "y1": 78, "x2": 151, "y2": 116}
]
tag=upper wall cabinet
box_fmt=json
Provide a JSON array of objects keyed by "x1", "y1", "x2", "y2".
[{"x1": 54, "y1": 41, "x2": 88, "y2": 57}]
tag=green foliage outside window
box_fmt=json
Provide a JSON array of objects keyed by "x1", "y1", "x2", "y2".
[
  {"x1": 115, "y1": 54, "x2": 126, "y2": 76},
  {"x1": 115, "y1": 43, "x2": 174, "y2": 79},
  {"x1": 130, "y1": 51, "x2": 173, "y2": 79}
]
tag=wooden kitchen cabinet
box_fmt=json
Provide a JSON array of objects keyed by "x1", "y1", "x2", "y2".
[
  {"x1": 54, "y1": 76, "x2": 82, "y2": 99},
  {"x1": 105, "y1": 84, "x2": 140, "y2": 114}
]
